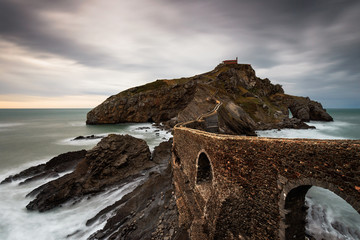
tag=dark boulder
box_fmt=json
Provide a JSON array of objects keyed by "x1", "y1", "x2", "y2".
[
  {"x1": 218, "y1": 102, "x2": 257, "y2": 136},
  {"x1": 26, "y1": 134, "x2": 153, "y2": 212},
  {"x1": 288, "y1": 97, "x2": 333, "y2": 122},
  {"x1": 72, "y1": 135, "x2": 103, "y2": 141},
  {"x1": 277, "y1": 118, "x2": 315, "y2": 129}
]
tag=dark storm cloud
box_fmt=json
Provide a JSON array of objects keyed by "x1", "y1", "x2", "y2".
[
  {"x1": 2, "y1": 0, "x2": 359, "y2": 70},
  {"x1": 178, "y1": 0, "x2": 359, "y2": 57},
  {"x1": 0, "y1": 0, "x2": 359, "y2": 107},
  {"x1": 0, "y1": 0, "x2": 126, "y2": 69},
  {"x1": 202, "y1": 0, "x2": 360, "y2": 106},
  {"x1": 156, "y1": 0, "x2": 360, "y2": 76}
]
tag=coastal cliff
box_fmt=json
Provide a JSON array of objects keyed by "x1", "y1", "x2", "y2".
[{"x1": 87, "y1": 63, "x2": 332, "y2": 135}]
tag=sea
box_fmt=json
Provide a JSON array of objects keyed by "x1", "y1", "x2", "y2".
[{"x1": 0, "y1": 108, "x2": 359, "y2": 240}]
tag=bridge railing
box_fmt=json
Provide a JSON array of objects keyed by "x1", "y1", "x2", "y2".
[{"x1": 175, "y1": 100, "x2": 222, "y2": 132}]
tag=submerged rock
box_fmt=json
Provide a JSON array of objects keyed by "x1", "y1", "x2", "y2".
[
  {"x1": 26, "y1": 134, "x2": 153, "y2": 212},
  {"x1": 72, "y1": 135, "x2": 103, "y2": 141},
  {"x1": 258, "y1": 117, "x2": 316, "y2": 130}
]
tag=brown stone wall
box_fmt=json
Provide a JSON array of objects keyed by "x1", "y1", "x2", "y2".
[{"x1": 172, "y1": 127, "x2": 360, "y2": 239}]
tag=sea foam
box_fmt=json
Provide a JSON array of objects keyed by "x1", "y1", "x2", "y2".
[
  {"x1": 57, "y1": 123, "x2": 172, "y2": 151},
  {"x1": 0, "y1": 174, "x2": 144, "y2": 240},
  {"x1": 256, "y1": 120, "x2": 350, "y2": 140},
  {"x1": 0, "y1": 123, "x2": 25, "y2": 128},
  {"x1": 306, "y1": 187, "x2": 360, "y2": 240}
]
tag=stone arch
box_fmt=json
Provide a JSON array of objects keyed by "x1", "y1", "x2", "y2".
[
  {"x1": 288, "y1": 108, "x2": 293, "y2": 118},
  {"x1": 282, "y1": 185, "x2": 312, "y2": 240},
  {"x1": 196, "y1": 151, "x2": 213, "y2": 184},
  {"x1": 279, "y1": 178, "x2": 360, "y2": 240}
]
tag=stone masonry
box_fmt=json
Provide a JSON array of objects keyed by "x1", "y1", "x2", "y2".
[{"x1": 172, "y1": 124, "x2": 360, "y2": 239}]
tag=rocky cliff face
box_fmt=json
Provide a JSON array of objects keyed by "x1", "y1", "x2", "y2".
[
  {"x1": 87, "y1": 63, "x2": 333, "y2": 135},
  {"x1": 87, "y1": 80, "x2": 197, "y2": 124}
]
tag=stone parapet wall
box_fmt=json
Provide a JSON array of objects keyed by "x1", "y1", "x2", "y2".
[{"x1": 172, "y1": 126, "x2": 360, "y2": 239}]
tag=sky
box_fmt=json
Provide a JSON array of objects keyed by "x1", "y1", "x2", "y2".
[{"x1": 0, "y1": 0, "x2": 359, "y2": 108}]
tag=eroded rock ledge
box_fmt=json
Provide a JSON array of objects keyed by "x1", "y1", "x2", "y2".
[
  {"x1": 26, "y1": 134, "x2": 153, "y2": 212},
  {"x1": 86, "y1": 141, "x2": 187, "y2": 240},
  {"x1": 0, "y1": 150, "x2": 86, "y2": 185}
]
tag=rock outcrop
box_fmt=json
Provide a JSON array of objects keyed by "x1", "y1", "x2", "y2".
[
  {"x1": 87, "y1": 80, "x2": 197, "y2": 124},
  {"x1": 269, "y1": 94, "x2": 333, "y2": 122},
  {"x1": 26, "y1": 134, "x2": 154, "y2": 212},
  {"x1": 0, "y1": 150, "x2": 86, "y2": 185},
  {"x1": 86, "y1": 140, "x2": 188, "y2": 240},
  {"x1": 289, "y1": 97, "x2": 334, "y2": 122},
  {"x1": 72, "y1": 135, "x2": 103, "y2": 141},
  {"x1": 4, "y1": 135, "x2": 182, "y2": 239},
  {"x1": 86, "y1": 63, "x2": 333, "y2": 135},
  {"x1": 218, "y1": 101, "x2": 257, "y2": 136}
]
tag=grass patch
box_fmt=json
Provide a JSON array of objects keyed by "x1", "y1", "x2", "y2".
[
  {"x1": 235, "y1": 96, "x2": 261, "y2": 121},
  {"x1": 131, "y1": 80, "x2": 167, "y2": 93}
]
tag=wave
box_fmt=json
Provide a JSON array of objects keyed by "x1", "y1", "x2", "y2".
[
  {"x1": 68, "y1": 121, "x2": 86, "y2": 127},
  {"x1": 306, "y1": 187, "x2": 360, "y2": 240},
  {"x1": 256, "y1": 120, "x2": 353, "y2": 140},
  {"x1": 308, "y1": 120, "x2": 353, "y2": 131},
  {"x1": 0, "y1": 174, "x2": 144, "y2": 240},
  {"x1": 256, "y1": 128, "x2": 344, "y2": 139},
  {"x1": 0, "y1": 123, "x2": 25, "y2": 132},
  {"x1": 56, "y1": 123, "x2": 172, "y2": 151},
  {"x1": 0, "y1": 123, "x2": 25, "y2": 128},
  {"x1": 57, "y1": 136, "x2": 105, "y2": 147},
  {"x1": 0, "y1": 158, "x2": 54, "y2": 182}
]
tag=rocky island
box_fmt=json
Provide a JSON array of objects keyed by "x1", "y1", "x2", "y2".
[{"x1": 87, "y1": 62, "x2": 332, "y2": 135}]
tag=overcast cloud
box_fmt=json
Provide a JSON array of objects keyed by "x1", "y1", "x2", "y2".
[{"x1": 0, "y1": 0, "x2": 359, "y2": 108}]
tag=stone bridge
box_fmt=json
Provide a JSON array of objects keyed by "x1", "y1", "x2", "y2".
[{"x1": 172, "y1": 116, "x2": 360, "y2": 239}]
